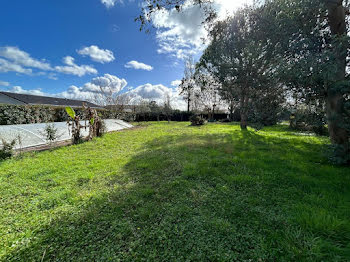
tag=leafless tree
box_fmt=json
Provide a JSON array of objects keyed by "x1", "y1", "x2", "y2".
[
  {"x1": 179, "y1": 56, "x2": 197, "y2": 112},
  {"x1": 194, "y1": 69, "x2": 222, "y2": 120},
  {"x1": 163, "y1": 93, "x2": 172, "y2": 122}
]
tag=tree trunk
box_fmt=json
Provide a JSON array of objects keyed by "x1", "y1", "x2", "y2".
[
  {"x1": 326, "y1": 93, "x2": 348, "y2": 144},
  {"x1": 240, "y1": 94, "x2": 248, "y2": 130},
  {"x1": 325, "y1": 0, "x2": 349, "y2": 158},
  {"x1": 187, "y1": 94, "x2": 191, "y2": 113},
  {"x1": 240, "y1": 112, "x2": 248, "y2": 130},
  {"x1": 212, "y1": 105, "x2": 216, "y2": 121},
  {"x1": 229, "y1": 101, "x2": 234, "y2": 121},
  {"x1": 208, "y1": 108, "x2": 214, "y2": 121}
]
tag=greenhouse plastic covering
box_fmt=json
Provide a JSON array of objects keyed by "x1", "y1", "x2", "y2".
[{"x1": 0, "y1": 119, "x2": 133, "y2": 149}]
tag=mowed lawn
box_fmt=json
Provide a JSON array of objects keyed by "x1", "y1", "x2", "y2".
[{"x1": 0, "y1": 122, "x2": 349, "y2": 261}]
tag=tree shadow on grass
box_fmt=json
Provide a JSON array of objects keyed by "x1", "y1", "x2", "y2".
[{"x1": 3, "y1": 129, "x2": 350, "y2": 262}]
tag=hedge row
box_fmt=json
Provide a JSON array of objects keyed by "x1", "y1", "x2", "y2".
[
  {"x1": 0, "y1": 104, "x2": 230, "y2": 125},
  {"x1": 134, "y1": 111, "x2": 229, "y2": 122},
  {"x1": 135, "y1": 111, "x2": 193, "y2": 122},
  {"x1": 0, "y1": 104, "x2": 124, "y2": 125}
]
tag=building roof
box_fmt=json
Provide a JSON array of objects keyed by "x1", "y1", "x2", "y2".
[{"x1": 0, "y1": 91, "x2": 101, "y2": 108}]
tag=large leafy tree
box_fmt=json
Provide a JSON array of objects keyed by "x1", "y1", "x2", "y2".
[
  {"x1": 324, "y1": 0, "x2": 350, "y2": 162},
  {"x1": 199, "y1": 7, "x2": 282, "y2": 130},
  {"x1": 259, "y1": 0, "x2": 350, "y2": 163}
]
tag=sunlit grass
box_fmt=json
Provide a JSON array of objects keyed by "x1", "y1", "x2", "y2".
[{"x1": 0, "y1": 122, "x2": 349, "y2": 261}]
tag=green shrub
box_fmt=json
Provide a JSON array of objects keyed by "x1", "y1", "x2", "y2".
[
  {"x1": 0, "y1": 139, "x2": 16, "y2": 160},
  {"x1": 40, "y1": 123, "x2": 60, "y2": 146},
  {"x1": 190, "y1": 115, "x2": 205, "y2": 126},
  {"x1": 289, "y1": 109, "x2": 328, "y2": 136}
]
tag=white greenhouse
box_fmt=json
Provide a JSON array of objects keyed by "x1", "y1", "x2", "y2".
[{"x1": 0, "y1": 119, "x2": 133, "y2": 149}]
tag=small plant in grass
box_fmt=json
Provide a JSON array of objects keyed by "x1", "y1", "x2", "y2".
[
  {"x1": 40, "y1": 123, "x2": 61, "y2": 147},
  {"x1": 190, "y1": 115, "x2": 205, "y2": 126},
  {"x1": 16, "y1": 134, "x2": 23, "y2": 155},
  {"x1": 0, "y1": 138, "x2": 16, "y2": 160}
]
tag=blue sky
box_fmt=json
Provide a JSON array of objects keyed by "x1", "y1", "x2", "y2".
[{"x1": 0, "y1": 0, "x2": 248, "y2": 109}]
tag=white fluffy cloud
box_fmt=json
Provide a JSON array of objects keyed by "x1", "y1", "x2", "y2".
[
  {"x1": 152, "y1": 2, "x2": 207, "y2": 59},
  {"x1": 3, "y1": 74, "x2": 186, "y2": 110},
  {"x1": 56, "y1": 85, "x2": 98, "y2": 101},
  {"x1": 171, "y1": 80, "x2": 182, "y2": 87},
  {"x1": 128, "y1": 84, "x2": 170, "y2": 100},
  {"x1": 9, "y1": 86, "x2": 45, "y2": 96},
  {"x1": 90, "y1": 74, "x2": 127, "y2": 92},
  {"x1": 127, "y1": 83, "x2": 186, "y2": 110},
  {"x1": 57, "y1": 74, "x2": 127, "y2": 101},
  {"x1": 0, "y1": 46, "x2": 52, "y2": 71},
  {"x1": 55, "y1": 56, "x2": 97, "y2": 77},
  {"x1": 0, "y1": 80, "x2": 10, "y2": 86},
  {"x1": 125, "y1": 60, "x2": 153, "y2": 71},
  {"x1": 0, "y1": 46, "x2": 100, "y2": 78},
  {"x1": 1, "y1": 74, "x2": 127, "y2": 102},
  {"x1": 151, "y1": 0, "x2": 251, "y2": 59},
  {"x1": 77, "y1": 45, "x2": 115, "y2": 63},
  {"x1": 0, "y1": 58, "x2": 32, "y2": 75}
]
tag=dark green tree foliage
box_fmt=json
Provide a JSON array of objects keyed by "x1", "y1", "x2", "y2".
[
  {"x1": 248, "y1": 86, "x2": 285, "y2": 130},
  {"x1": 259, "y1": 0, "x2": 350, "y2": 163},
  {"x1": 199, "y1": 7, "x2": 284, "y2": 130},
  {"x1": 149, "y1": 101, "x2": 162, "y2": 121},
  {"x1": 290, "y1": 106, "x2": 329, "y2": 136}
]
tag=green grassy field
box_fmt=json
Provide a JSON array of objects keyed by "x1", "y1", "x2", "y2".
[{"x1": 0, "y1": 122, "x2": 349, "y2": 261}]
